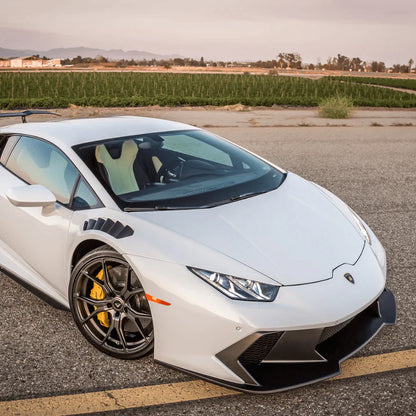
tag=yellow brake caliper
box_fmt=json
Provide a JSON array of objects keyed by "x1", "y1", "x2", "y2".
[{"x1": 90, "y1": 267, "x2": 110, "y2": 328}]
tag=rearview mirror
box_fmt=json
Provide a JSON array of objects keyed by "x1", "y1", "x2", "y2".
[{"x1": 7, "y1": 184, "x2": 56, "y2": 208}]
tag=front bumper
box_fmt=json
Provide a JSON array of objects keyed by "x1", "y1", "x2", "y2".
[
  {"x1": 187, "y1": 289, "x2": 396, "y2": 393},
  {"x1": 125, "y1": 242, "x2": 395, "y2": 394}
]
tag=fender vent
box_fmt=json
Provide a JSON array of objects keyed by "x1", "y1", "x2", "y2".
[{"x1": 83, "y1": 218, "x2": 134, "y2": 239}]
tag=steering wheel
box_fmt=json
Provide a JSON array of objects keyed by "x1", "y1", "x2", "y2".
[{"x1": 156, "y1": 158, "x2": 184, "y2": 183}]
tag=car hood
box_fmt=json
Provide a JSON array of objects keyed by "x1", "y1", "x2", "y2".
[{"x1": 128, "y1": 173, "x2": 364, "y2": 286}]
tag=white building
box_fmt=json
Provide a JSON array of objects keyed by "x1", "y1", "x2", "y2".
[{"x1": 9, "y1": 57, "x2": 62, "y2": 68}]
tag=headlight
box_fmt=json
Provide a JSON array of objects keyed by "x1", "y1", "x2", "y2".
[
  {"x1": 349, "y1": 209, "x2": 387, "y2": 273},
  {"x1": 189, "y1": 267, "x2": 279, "y2": 302},
  {"x1": 349, "y1": 209, "x2": 371, "y2": 245}
]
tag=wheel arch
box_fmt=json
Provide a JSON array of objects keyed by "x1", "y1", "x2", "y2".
[{"x1": 71, "y1": 238, "x2": 118, "y2": 271}]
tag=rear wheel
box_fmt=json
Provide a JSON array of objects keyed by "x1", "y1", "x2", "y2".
[{"x1": 69, "y1": 246, "x2": 154, "y2": 359}]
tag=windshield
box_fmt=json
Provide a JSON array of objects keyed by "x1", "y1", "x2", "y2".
[{"x1": 73, "y1": 129, "x2": 285, "y2": 210}]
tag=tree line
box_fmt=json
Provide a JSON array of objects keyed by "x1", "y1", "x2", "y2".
[
  {"x1": 251, "y1": 53, "x2": 415, "y2": 73},
  {"x1": 60, "y1": 52, "x2": 415, "y2": 73}
]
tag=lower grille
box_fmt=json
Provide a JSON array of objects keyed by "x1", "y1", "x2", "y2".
[
  {"x1": 319, "y1": 318, "x2": 353, "y2": 343},
  {"x1": 239, "y1": 332, "x2": 283, "y2": 365}
]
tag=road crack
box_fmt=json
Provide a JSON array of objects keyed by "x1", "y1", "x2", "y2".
[{"x1": 105, "y1": 391, "x2": 124, "y2": 409}]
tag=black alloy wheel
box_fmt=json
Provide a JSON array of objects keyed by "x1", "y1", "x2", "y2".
[{"x1": 69, "y1": 246, "x2": 154, "y2": 359}]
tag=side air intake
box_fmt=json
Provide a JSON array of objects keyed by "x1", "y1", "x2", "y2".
[{"x1": 83, "y1": 218, "x2": 134, "y2": 239}]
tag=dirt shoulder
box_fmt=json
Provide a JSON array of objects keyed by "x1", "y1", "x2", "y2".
[{"x1": 1, "y1": 106, "x2": 415, "y2": 129}]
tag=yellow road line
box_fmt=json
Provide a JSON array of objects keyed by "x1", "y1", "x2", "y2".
[
  {"x1": 333, "y1": 348, "x2": 416, "y2": 380},
  {"x1": 0, "y1": 381, "x2": 235, "y2": 416},
  {"x1": 1, "y1": 349, "x2": 415, "y2": 416}
]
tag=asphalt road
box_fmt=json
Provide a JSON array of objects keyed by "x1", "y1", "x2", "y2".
[{"x1": 0, "y1": 114, "x2": 415, "y2": 415}]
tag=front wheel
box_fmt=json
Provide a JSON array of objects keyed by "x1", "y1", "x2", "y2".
[{"x1": 69, "y1": 246, "x2": 154, "y2": 359}]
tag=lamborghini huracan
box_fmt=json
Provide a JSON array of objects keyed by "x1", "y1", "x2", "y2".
[{"x1": 0, "y1": 111, "x2": 396, "y2": 392}]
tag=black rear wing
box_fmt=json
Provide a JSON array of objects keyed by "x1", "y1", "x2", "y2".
[{"x1": 0, "y1": 110, "x2": 61, "y2": 123}]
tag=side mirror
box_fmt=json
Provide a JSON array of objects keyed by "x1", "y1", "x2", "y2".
[{"x1": 7, "y1": 184, "x2": 56, "y2": 208}]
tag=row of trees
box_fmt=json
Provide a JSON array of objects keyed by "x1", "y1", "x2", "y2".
[
  {"x1": 318, "y1": 54, "x2": 414, "y2": 73},
  {"x1": 60, "y1": 53, "x2": 415, "y2": 74},
  {"x1": 61, "y1": 55, "x2": 243, "y2": 69},
  {"x1": 254, "y1": 53, "x2": 414, "y2": 73},
  {"x1": 61, "y1": 56, "x2": 209, "y2": 68}
]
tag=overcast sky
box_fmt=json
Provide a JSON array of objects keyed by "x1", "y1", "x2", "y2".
[{"x1": 2, "y1": 0, "x2": 415, "y2": 64}]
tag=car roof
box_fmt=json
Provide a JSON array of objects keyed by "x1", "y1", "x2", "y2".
[{"x1": 0, "y1": 116, "x2": 196, "y2": 147}]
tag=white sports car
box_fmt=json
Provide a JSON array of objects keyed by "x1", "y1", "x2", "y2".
[{"x1": 0, "y1": 111, "x2": 396, "y2": 393}]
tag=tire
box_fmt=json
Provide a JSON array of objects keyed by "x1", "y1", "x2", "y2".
[{"x1": 69, "y1": 245, "x2": 154, "y2": 359}]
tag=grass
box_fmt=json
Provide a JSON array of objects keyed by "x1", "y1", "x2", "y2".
[
  {"x1": 0, "y1": 72, "x2": 416, "y2": 109},
  {"x1": 318, "y1": 96, "x2": 354, "y2": 118}
]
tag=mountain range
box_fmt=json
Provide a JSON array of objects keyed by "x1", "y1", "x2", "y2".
[{"x1": 0, "y1": 46, "x2": 181, "y2": 60}]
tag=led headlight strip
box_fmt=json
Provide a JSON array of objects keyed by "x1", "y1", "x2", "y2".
[
  {"x1": 189, "y1": 267, "x2": 279, "y2": 301},
  {"x1": 349, "y1": 209, "x2": 371, "y2": 245}
]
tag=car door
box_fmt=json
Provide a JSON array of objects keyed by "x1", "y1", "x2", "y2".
[{"x1": 0, "y1": 134, "x2": 101, "y2": 297}]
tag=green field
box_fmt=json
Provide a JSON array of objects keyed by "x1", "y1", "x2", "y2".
[
  {"x1": 1, "y1": 72, "x2": 416, "y2": 109},
  {"x1": 330, "y1": 76, "x2": 416, "y2": 92}
]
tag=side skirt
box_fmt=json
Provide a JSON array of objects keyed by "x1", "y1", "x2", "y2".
[{"x1": 0, "y1": 265, "x2": 69, "y2": 311}]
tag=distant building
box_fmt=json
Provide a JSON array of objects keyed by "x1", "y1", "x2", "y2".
[
  {"x1": 0, "y1": 59, "x2": 10, "y2": 67},
  {"x1": 9, "y1": 56, "x2": 62, "y2": 68},
  {"x1": 45, "y1": 59, "x2": 62, "y2": 67},
  {"x1": 10, "y1": 58, "x2": 24, "y2": 67}
]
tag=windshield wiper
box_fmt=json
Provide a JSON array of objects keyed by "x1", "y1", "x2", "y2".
[
  {"x1": 124, "y1": 190, "x2": 271, "y2": 212},
  {"x1": 124, "y1": 205, "x2": 192, "y2": 212},
  {"x1": 201, "y1": 190, "x2": 269, "y2": 206},
  {"x1": 153, "y1": 205, "x2": 190, "y2": 210},
  {"x1": 154, "y1": 191, "x2": 269, "y2": 210},
  {"x1": 230, "y1": 190, "x2": 268, "y2": 201},
  {"x1": 198, "y1": 189, "x2": 271, "y2": 208}
]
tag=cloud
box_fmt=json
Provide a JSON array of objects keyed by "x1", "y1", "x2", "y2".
[
  {"x1": 3, "y1": 0, "x2": 416, "y2": 25},
  {"x1": 1, "y1": 1, "x2": 415, "y2": 64},
  {"x1": 0, "y1": 27, "x2": 73, "y2": 50}
]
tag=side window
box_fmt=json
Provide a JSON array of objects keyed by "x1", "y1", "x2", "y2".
[
  {"x1": 6, "y1": 136, "x2": 78, "y2": 206},
  {"x1": 71, "y1": 178, "x2": 101, "y2": 210},
  {"x1": 160, "y1": 133, "x2": 232, "y2": 166},
  {"x1": 0, "y1": 135, "x2": 20, "y2": 164}
]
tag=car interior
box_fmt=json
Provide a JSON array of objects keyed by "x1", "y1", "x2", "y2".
[
  {"x1": 92, "y1": 135, "x2": 231, "y2": 198},
  {"x1": 94, "y1": 137, "x2": 174, "y2": 195}
]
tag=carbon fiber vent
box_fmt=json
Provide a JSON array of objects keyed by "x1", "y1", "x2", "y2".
[
  {"x1": 83, "y1": 218, "x2": 134, "y2": 239},
  {"x1": 319, "y1": 318, "x2": 353, "y2": 343},
  {"x1": 239, "y1": 332, "x2": 283, "y2": 366}
]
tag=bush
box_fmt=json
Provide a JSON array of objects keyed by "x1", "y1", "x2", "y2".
[{"x1": 319, "y1": 96, "x2": 354, "y2": 118}]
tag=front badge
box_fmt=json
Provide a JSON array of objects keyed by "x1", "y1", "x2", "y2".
[{"x1": 344, "y1": 273, "x2": 355, "y2": 284}]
